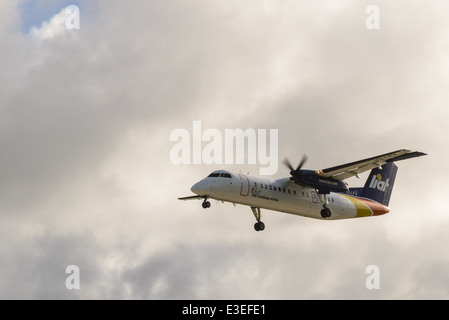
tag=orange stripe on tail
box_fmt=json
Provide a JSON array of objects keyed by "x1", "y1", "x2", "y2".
[
  {"x1": 359, "y1": 198, "x2": 390, "y2": 216},
  {"x1": 342, "y1": 194, "x2": 390, "y2": 217}
]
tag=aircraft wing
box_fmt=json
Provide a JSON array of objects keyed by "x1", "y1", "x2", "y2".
[
  {"x1": 315, "y1": 149, "x2": 427, "y2": 181},
  {"x1": 178, "y1": 195, "x2": 206, "y2": 200}
]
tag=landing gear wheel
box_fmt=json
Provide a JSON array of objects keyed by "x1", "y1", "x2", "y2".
[
  {"x1": 250, "y1": 207, "x2": 265, "y2": 231},
  {"x1": 202, "y1": 201, "x2": 211, "y2": 209},
  {"x1": 254, "y1": 221, "x2": 265, "y2": 231},
  {"x1": 321, "y1": 207, "x2": 332, "y2": 218}
]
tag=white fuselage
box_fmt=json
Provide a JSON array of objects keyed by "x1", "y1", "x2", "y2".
[{"x1": 191, "y1": 170, "x2": 389, "y2": 220}]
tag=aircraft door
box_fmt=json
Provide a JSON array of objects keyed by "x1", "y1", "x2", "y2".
[{"x1": 239, "y1": 174, "x2": 250, "y2": 196}]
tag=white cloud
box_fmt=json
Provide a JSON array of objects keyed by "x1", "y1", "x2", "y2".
[{"x1": 28, "y1": 7, "x2": 72, "y2": 40}]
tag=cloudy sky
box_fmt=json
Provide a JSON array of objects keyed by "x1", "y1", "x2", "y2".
[{"x1": 1, "y1": 0, "x2": 448, "y2": 299}]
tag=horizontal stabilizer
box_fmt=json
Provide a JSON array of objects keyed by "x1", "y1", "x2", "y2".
[{"x1": 317, "y1": 149, "x2": 426, "y2": 181}]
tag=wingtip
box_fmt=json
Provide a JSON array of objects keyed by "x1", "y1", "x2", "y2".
[
  {"x1": 411, "y1": 150, "x2": 427, "y2": 157},
  {"x1": 419, "y1": 151, "x2": 428, "y2": 156},
  {"x1": 387, "y1": 150, "x2": 427, "y2": 163}
]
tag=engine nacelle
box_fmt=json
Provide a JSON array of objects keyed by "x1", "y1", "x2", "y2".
[{"x1": 292, "y1": 170, "x2": 349, "y2": 193}]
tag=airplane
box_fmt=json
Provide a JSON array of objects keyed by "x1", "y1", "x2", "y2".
[{"x1": 179, "y1": 149, "x2": 426, "y2": 231}]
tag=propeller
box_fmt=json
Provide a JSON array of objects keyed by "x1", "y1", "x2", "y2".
[
  {"x1": 283, "y1": 154, "x2": 348, "y2": 193},
  {"x1": 283, "y1": 154, "x2": 308, "y2": 180}
]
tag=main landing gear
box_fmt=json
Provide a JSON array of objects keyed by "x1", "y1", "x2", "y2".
[
  {"x1": 320, "y1": 206, "x2": 332, "y2": 218},
  {"x1": 316, "y1": 190, "x2": 332, "y2": 219},
  {"x1": 251, "y1": 207, "x2": 265, "y2": 232}
]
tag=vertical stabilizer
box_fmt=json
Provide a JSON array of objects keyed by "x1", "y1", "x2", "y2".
[{"x1": 360, "y1": 162, "x2": 398, "y2": 206}]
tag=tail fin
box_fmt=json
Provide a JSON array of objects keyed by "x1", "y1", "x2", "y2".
[
  {"x1": 346, "y1": 150, "x2": 426, "y2": 206},
  {"x1": 349, "y1": 162, "x2": 398, "y2": 206}
]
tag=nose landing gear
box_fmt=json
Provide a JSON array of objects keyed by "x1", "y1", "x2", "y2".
[
  {"x1": 254, "y1": 221, "x2": 265, "y2": 231},
  {"x1": 202, "y1": 198, "x2": 211, "y2": 208}
]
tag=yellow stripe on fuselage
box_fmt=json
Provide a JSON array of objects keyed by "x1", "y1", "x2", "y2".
[{"x1": 341, "y1": 194, "x2": 373, "y2": 217}]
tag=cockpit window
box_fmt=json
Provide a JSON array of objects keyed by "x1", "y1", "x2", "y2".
[
  {"x1": 208, "y1": 173, "x2": 221, "y2": 178},
  {"x1": 207, "y1": 172, "x2": 232, "y2": 178}
]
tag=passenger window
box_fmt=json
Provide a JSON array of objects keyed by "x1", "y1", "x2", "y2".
[
  {"x1": 294, "y1": 190, "x2": 297, "y2": 195},
  {"x1": 283, "y1": 188, "x2": 286, "y2": 192},
  {"x1": 288, "y1": 189, "x2": 291, "y2": 194}
]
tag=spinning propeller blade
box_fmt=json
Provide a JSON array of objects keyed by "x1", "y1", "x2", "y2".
[
  {"x1": 283, "y1": 154, "x2": 308, "y2": 184},
  {"x1": 282, "y1": 158, "x2": 295, "y2": 172},
  {"x1": 283, "y1": 154, "x2": 308, "y2": 173}
]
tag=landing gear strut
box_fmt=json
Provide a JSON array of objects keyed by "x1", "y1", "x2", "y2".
[
  {"x1": 316, "y1": 190, "x2": 332, "y2": 218},
  {"x1": 251, "y1": 207, "x2": 265, "y2": 231}
]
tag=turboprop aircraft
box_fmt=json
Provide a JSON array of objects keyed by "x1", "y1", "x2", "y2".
[{"x1": 179, "y1": 149, "x2": 426, "y2": 231}]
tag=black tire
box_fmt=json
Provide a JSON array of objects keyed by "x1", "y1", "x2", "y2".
[
  {"x1": 321, "y1": 207, "x2": 331, "y2": 218},
  {"x1": 202, "y1": 201, "x2": 210, "y2": 209},
  {"x1": 254, "y1": 221, "x2": 265, "y2": 231}
]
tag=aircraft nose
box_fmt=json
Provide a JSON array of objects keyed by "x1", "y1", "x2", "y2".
[
  {"x1": 191, "y1": 181, "x2": 201, "y2": 194},
  {"x1": 191, "y1": 180, "x2": 211, "y2": 195}
]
